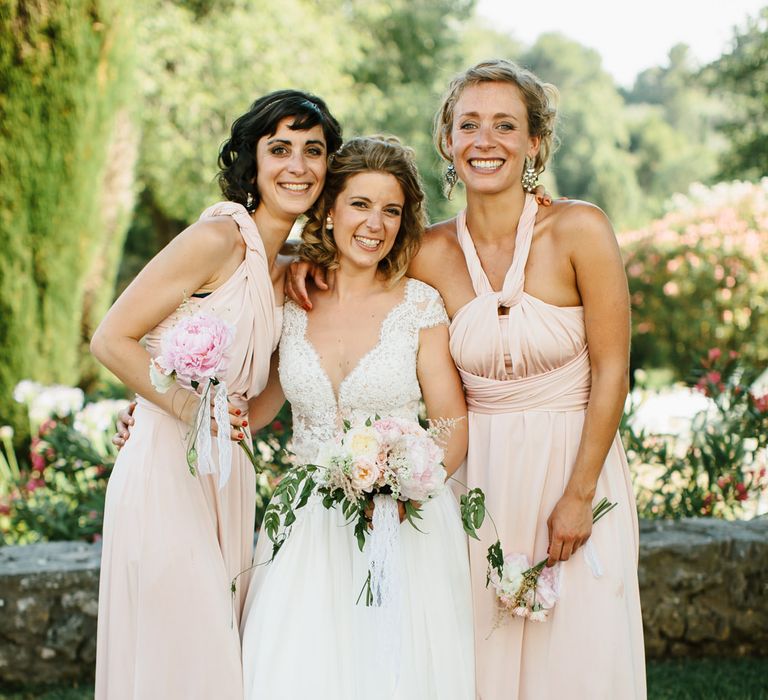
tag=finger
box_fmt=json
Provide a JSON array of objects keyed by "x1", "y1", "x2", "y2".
[
  {"x1": 312, "y1": 268, "x2": 329, "y2": 291},
  {"x1": 231, "y1": 428, "x2": 245, "y2": 443},
  {"x1": 559, "y1": 540, "x2": 573, "y2": 561},
  {"x1": 546, "y1": 537, "x2": 560, "y2": 567},
  {"x1": 533, "y1": 185, "x2": 552, "y2": 206},
  {"x1": 111, "y1": 435, "x2": 124, "y2": 447},
  {"x1": 290, "y1": 264, "x2": 313, "y2": 310}
]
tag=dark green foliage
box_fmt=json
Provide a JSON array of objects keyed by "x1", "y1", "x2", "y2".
[
  {"x1": 0, "y1": 0, "x2": 136, "y2": 435},
  {"x1": 706, "y1": 8, "x2": 768, "y2": 181}
]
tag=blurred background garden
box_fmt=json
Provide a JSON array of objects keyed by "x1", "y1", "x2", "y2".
[{"x1": 0, "y1": 0, "x2": 767, "y2": 696}]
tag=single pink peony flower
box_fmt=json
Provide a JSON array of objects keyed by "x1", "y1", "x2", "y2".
[{"x1": 156, "y1": 313, "x2": 234, "y2": 385}]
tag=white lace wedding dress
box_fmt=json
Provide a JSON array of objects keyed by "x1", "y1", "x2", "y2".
[{"x1": 241, "y1": 279, "x2": 475, "y2": 700}]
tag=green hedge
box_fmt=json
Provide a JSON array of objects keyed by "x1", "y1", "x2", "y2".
[{"x1": 0, "y1": 1, "x2": 136, "y2": 437}]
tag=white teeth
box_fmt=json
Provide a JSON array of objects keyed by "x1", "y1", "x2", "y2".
[
  {"x1": 354, "y1": 236, "x2": 382, "y2": 250},
  {"x1": 470, "y1": 159, "x2": 503, "y2": 170},
  {"x1": 281, "y1": 183, "x2": 310, "y2": 191}
]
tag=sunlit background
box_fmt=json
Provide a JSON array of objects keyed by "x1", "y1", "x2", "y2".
[{"x1": 1, "y1": 3, "x2": 767, "y2": 695}]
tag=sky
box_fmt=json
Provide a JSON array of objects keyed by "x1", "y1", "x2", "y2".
[{"x1": 476, "y1": 0, "x2": 765, "y2": 87}]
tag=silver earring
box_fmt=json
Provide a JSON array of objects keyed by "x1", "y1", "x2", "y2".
[
  {"x1": 246, "y1": 192, "x2": 254, "y2": 209},
  {"x1": 444, "y1": 162, "x2": 458, "y2": 199},
  {"x1": 325, "y1": 215, "x2": 333, "y2": 232},
  {"x1": 522, "y1": 157, "x2": 539, "y2": 193}
]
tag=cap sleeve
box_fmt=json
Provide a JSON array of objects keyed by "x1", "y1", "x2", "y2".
[{"x1": 408, "y1": 279, "x2": 449, "y2": 330}]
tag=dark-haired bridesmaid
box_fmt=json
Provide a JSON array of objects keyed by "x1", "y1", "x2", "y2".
[{"x1": 91, "y1": 90, "x2": 342, "y2": 700}]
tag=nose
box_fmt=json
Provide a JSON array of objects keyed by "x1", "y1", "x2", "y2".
[
  {"x1": 473, "y1": 124, "x2": 494, "y2": 149},
  {"x1": 366, "y1": 209, "x2": 383, "y2": 232},
  {"x1": 287, "y1": 151, "x2": 307, "y2": 175}
]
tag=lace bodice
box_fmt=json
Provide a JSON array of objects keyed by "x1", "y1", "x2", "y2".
[{"x1": 279, "y1": 278, "x2": 449, "y2": 463}]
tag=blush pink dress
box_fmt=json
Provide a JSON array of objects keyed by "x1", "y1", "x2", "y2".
[
  {"x1": 95, "y1": 202, "x2": 281, "y2": 700},
  {"x1": 449, "y1": 194, "x2": 646, "y2": 700}
]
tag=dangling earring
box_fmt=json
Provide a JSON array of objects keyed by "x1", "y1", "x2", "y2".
[
  {"x1": 444, "y1": 162, "x2": 458, "y2": 199},
  {"x1": 522, "y1": 157, "x2": 539, "y2": 193},
  {"x1": 325, "y1": 215, "x2": 334, "y2": 232},
  {"x1": 246, "y1": 191, "x2": 254, "y2": 209}
]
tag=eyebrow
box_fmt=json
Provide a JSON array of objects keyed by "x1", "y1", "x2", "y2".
[
  {"x1": 266, "y1": 138, "x2": 326, "y2": 147},
  {"x1": 350, "y1": 195, "x2": 404, "y2": 207},
  {"x1": 457, "y1": 111, "x2": 520, "y2": 120}
]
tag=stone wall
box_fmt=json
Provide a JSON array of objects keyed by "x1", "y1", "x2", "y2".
[
  {"x1": 1, "y1": 519, "x2": 766, "y2": 684},
  {"x1": 639, "y1": 518, "x2": 768, "y2": 658},
  {"x1": 0, "y1": 541, "x2": 100, "y2": 685}
]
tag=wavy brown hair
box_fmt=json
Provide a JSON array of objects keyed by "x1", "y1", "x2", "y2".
[
  {"x1": 300, "y1": 136, "x2": 426, "y2": 283},
  {"x1": 217, "y1": 90, "x2": 342, "y2": 212},
  {"x1": 434, "y1": 59, "x2": 559, "y2": 190}
]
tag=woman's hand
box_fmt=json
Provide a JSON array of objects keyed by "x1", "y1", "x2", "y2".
[
  {"x1": 533, "y1": 184, "x2": 554, "y2": 206},
  {"x1": 284, "y1": 260, "x2": 333, "y2": 310},
  {"x1": 545, "y1": 492, "x2": 594, "y2": 567},
  {"x1": 111, "y1": 395, "x2": 250, "y2": 450},
  {"x1": 112, "y1": 400, "x2": 136, "y2": 449},
  {"x1": 364, "y1": 499, "x2": 421, "y2": 527}
]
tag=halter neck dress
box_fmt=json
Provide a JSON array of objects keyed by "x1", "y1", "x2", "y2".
[
  {"x1": 449, "y1": 194, "x2": 646, "y2": 700},
  {"x1": 95, "y1": 202, "x2": 282, "y2": 700}
]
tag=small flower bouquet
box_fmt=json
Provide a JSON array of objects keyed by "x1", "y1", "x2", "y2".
[
  {"x1": 149, "y1": 312, "x2": 258, "y2": 487},
  {"x1": 488, "y1": 497, "x2": 617, "y2": 623},
  {"x1": 262, "y1": 416, "x2": 451, "y2": 605}
]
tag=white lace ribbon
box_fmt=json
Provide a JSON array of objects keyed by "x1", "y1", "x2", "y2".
[
  {"x1": 583, "y1": 539, "x2": 603, "y2": 578},
  {"x1": 366, "y1": 494, "x2": 403, "y2": 691},
  {"x1": 192, "y1": 380, "x2": 233, "y2": 490}
]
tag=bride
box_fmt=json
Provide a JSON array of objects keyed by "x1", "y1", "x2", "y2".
[{"x1": 240, "y1": 136, "x2": 474, "y2": 699}]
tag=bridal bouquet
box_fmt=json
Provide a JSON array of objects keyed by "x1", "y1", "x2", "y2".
[
  {"x1": 488, "y1": 497, "x2": 617, "y2": 623},
  {"x1": 263, "y1": 416, "x2": 450, "y2": 604},
  {"x1": 149, "y1": 311, "x2": 258, "y2": 487}
]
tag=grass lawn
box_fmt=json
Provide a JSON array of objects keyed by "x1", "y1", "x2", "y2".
[{"x1": 1, "y1": 658, "x2": 766, "y2": 698}]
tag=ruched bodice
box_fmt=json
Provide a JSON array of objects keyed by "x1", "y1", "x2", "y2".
[
  {"x1": 449, "y1": 195, "x2": 591, "y2": 413},
  {"x1": 143, "y1": 201, "x2": 281, "y2": 406}
]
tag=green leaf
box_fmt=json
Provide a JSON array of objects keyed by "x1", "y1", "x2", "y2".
[{"x1": 486, "y1": 540, "x2": 504, "y2": 588}]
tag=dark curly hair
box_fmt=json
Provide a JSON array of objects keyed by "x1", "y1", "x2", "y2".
[
  {"x1": 217, "y1": 90, "x2": 343, "y2": 212},
  {"x1": 300, "y1": 136, "x2": 426, "y2": 284}
]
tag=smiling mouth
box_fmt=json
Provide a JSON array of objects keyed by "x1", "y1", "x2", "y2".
[
  {"x1": 280, "y1": 183, "x2": 311, "y2": 192},
  {"x1": 469, "y1": 159, "x2": 504, "y2": 171},
  {"x1": 354, "y1": 235, "x2": 382, "y2": 251}
]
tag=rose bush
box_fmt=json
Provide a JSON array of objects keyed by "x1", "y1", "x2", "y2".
[{"x1": 620, "y1": 179, "x2": 768, "y2": 381}]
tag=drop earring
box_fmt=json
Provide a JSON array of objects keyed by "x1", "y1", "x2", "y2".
[
  {"x1": 444, "y1": 162, "x2": 458, "y2": 199},
  {"x1": 522, "y1": 157, "x2": 539, "y2": 193}
]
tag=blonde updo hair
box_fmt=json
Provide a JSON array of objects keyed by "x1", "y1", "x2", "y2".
[
  {"x1": 434, "y1": 58, "x2": 559, "y2": 177},
  {"x1": 300, "y1": 136, "x2": 426, "y2": 284}
]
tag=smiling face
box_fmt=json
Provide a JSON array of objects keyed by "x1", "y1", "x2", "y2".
[
  {"x1": 447, "y1": 81, "x2": 540, "y2": 197},
  {"x1": 254, "y1": 117, "x2": 328, "y2": 219},
  {"x1": 328, "y1": 171, "x2": 405, "y2": 274}
]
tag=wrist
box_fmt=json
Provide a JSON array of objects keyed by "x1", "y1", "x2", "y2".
[
  {"x1": 171, "y1": 388, "x2": 197, "y2": 425},
  {"x1": 563, "y1": 478, "x2": 597, "y2": 503}
]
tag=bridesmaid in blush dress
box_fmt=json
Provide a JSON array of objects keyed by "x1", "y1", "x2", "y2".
[
  {"x1": 426, "y1": 59, "x2": 647, "y2": 700},
  {"x1": 90, "y1": 91, "x2": 342, "y2": 699}
]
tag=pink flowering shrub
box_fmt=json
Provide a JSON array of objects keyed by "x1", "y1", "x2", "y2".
[
  {"x1": 622, "y1": 348, "x2": 768, "y2": 518},
  {"x1": 1, "y1": 416, "x2": 114, "y2": 544},
  {"x1": 620, "y1": 180, "x2": 768, "y2": 381}
]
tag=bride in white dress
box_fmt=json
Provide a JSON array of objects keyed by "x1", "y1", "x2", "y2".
[{"x1": 240, "y1": 136, "x2": 475, "y2": 699}]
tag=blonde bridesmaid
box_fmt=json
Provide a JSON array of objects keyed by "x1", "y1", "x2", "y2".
[
  {"x1": 91, "y1": 90, "x2": 342, "y2": 700},
  {"x1": 418, "y1": 59, "x2": 646, "y2": 700}
]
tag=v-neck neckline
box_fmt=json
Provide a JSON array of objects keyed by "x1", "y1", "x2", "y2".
[{"x1": 300, "y1": 279, "x2": 413, "y2": 406}]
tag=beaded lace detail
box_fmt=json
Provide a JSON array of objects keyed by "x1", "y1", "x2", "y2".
[{"x1": 278, "y1": 278, "x2": 448, "y2": 464}]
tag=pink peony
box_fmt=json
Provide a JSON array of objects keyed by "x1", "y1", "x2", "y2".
[
  {"x1": 395, "y1": 433, "x2": 446, "y2": 501},
  {"x1": 155, "y1": 313, "x2": 234, "y2": 385}
]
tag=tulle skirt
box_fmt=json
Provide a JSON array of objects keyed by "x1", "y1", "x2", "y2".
[{"x1": 241, "y1": 488, "x2": 475, "y2": 700}]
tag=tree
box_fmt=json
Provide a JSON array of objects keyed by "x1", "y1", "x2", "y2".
[
  {"x1": 624, "y1": 44, "x2": 725, "y2": 214},
  {"x1": 0, "y1": 0, "x2": 137, "y2": 434},
  {"x1": 521, "y1": 33, "x2": 645, "y2": 228},
  {"x1": 705, "y1": 7, "x2": 768, "y2": 180}
]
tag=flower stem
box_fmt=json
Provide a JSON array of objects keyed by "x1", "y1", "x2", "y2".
[{"x1": 238, "y1": 438, "x2": 262, "y2": 474}]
